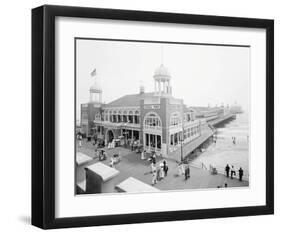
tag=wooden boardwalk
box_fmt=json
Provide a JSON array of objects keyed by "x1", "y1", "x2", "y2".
[{"x1": 77, "y1": 144, "x2": 248, "y2": 194}]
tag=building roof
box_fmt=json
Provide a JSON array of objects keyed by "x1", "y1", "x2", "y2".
[
  {"x1": 86, "y1": 162, "x2": 120, "y2": 182},
  {"x1": 105, "y1": 92, "x2": 154, "y2": 107},
  {"x1": 183, "y1": 105, "x2": 194, "y2": 113},
  {"x1": 115, "y1": 177, "x2": 160, "y2": 193},
  {"x1": 190, "y1": 106, "x2": 222, "y2": 112},
  {"x1": 76, "y1": 152, "x2": 92, "y2": 166}
]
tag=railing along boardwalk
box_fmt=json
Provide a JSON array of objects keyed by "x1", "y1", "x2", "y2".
[{"x1": 189, "y1": 161, "x2": 249, "y2": 182}]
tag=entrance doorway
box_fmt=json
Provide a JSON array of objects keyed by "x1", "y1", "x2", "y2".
[
  {"x1": 106, "y1": 130, "x2": 114, "y2": 143},
  {"x1": 144, "y1": 133, "x2": 161, "y2": 151}
]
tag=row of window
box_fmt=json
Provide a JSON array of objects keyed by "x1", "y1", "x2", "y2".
[
  {"x1": 170, "y1": 112, "x2": 182, "y2": 126},
  {"x1": 144, "y1": 133, "x2": 161, "y2": 149},
  {"x1": 104, "y1": 110, "x2": 139, "y2": 115},
  {"x1": 184, "y1": 125, "x2": 200, "y2": 139},
  {"x1": 170, "y1": 125, "x2": 200, "y2": 146},
  {"x1": 183, "y1": 112, "x2": 194, "y2": 122},
  {"x1": 95, "y1": 111, "x2": 196, "y2": 127},
  {"x1": 103, "y1": 114, "x2": 140, "y2": 124},
  {"x1": 144, "y1": 113, "x2": 161, "y2": 127}
]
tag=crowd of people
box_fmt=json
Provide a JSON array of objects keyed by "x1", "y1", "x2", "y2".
[
  {"x1": 148, "y1": 154, "x2": 169, "y2": 185},
  {"x1": 225, "y1": 164, "x2": 244, "y2": 181},
  {"x1": 177, "y1": 162, "x2": 191, "y2": 180}
]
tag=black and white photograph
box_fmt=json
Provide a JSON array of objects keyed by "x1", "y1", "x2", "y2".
[
  {"x1": 29, "y1": 4, "x2": 274, "y2": 230},
  {"x1": 75, "y1": 38, "x2": 250, "y2": 194}
]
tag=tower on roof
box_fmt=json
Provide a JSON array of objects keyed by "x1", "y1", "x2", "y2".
[
  {"x1": 139, "y1": 80, "x2": 145, "y2": 94},
  {"x1": 89, "y1": 69, "x2": 102, "y2": 103},
  {"x1": 153, "y1": 64, "x2": 172, "y2": 96}
]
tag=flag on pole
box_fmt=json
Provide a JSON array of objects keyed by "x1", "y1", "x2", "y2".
[{"x1": 90, "y1": 68, "x2": 97, "y2": 77}]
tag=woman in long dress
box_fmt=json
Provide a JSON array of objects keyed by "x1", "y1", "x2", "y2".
[
  {"x1": 152, "y1": 169, "x2": 157, "y2": 185},
  {"x1": 151, "y1": 162, "x2": 156, "y2": 174},
  {"x1": 141, "y1": 150, "x2": 146, "y2": 160},
  {"x1": 160, "y1": 162, "x2": 165, "y2": 179},
  {"x1": 178, "y1": 162, "x2": 183, "y2": 176}
]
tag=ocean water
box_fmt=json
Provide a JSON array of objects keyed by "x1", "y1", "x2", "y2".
[{"x1": 193, "y1": 113, "x2": 249, "y2": 177}]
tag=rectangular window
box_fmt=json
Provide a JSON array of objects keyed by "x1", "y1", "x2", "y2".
[{"x1": 157, "y1": 135, "x2": 161, "y2": 149}]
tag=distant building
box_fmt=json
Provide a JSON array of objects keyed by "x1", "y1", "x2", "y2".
[{"x1": 79, "y1": 64, "x2": 224, "y2": 158}]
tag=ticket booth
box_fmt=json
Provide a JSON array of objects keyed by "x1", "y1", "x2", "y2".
[
  {"x1": 115, "y1": 177, "x2": 160, "y2": 193},
  {"x1": 85, "y1": 162, "x2": 120, "y2": 194}
]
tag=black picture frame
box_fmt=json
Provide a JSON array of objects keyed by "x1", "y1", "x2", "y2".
[{"x1": 32, "y1": 5, "x2": 274, "y2": 229}]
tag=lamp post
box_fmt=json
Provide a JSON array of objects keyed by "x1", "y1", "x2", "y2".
[{"x1": 179, "y1": 131, "x2": 184, "y2": 162}]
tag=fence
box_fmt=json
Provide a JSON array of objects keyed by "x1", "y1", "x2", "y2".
[{"x1": 189, "y1": 161, "x2": 249, "y2": 182}]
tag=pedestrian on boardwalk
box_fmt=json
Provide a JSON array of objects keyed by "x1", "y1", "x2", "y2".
[
  {"x1": 185, "y1": 164, "x2": 190, "y2": 180},
  {"x1": 156, "y1": 166, "x2": 161, "y2": 181},
  {"x1": 238, "y1": 167, "x2": 244, "y2": 181},
  {"x1": 151, "y1": 162, "x2": 156, "y2": 174},
  {"x1": 130, "y1": 140, "x2": 134, "y2": 151},
  {"x1": 109, "y1": 156, "x2": 114, "y2": 168},
  {"x1": 159, "y1": 162, "x2": 165, "y2": 180},
  {"x1": 141, "y1": 150, "x2": 146, "y2": 160},
  {"x1": 163, "y1": 160, "x2": 169, "y2": 177},
  {"x1": 177, "y1": 162, "x2": 183, "y2": 176},
  {"x1": 230, "y1": 165, "x2": 236, "y2": 179},
  {"x1": 152, "y1": 153, "x2": 156, "y2": 164},
  {"x1": 225, "y1": 164, "x2": 230, "y2": 177},
  {"x1": 152, "y1": 170, "x2": 157, "y2": 185},
  {"x1": 77, "y1": 134, "x2": 82, "y2": 147}
]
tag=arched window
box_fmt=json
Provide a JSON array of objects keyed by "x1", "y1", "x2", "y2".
[
  {"x1": 144, "y1": 112, "x2": 162, "y2": 127},
  {"x1": 170, "y1": 112, "x2": 182, "y2": 126},
  {"x1": 128, "y1": 110, "x2": 134, "y2": 123},
  {"x1": 134, "y1": 110, "x2": 140, "y2": 124},
  {"x1": 117, "y1": 111, "x2": 122, "y2": 122},
  {"x1": 95, "y1": 113, "x2": 101, "y2": 121}
]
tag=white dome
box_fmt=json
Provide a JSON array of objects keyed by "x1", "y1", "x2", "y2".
[{"x1": 153, "y1": 64, "x2": 171, "y2": 81}]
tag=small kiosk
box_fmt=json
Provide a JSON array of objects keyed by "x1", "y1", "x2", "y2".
[
  {"x1": 85, "y1": 162, "x2": 120, "y2": 194},
  {"x1": 76, "y1": 152, "x2": 93, "y2": 194},
  {"x1": 76, "y1": 152, "x2": 92, "y2": 166},
  {"x1": 115, "y1": 177, "x2": 160, "y2": 193}
]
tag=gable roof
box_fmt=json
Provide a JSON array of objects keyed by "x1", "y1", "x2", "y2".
[{"x1": 105, "y1": 92, "x2": 154, "y2": 107}]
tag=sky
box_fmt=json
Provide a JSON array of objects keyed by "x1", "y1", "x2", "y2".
[{"x1": 76, "y1": 39, "x2": 250, "y2": 120}]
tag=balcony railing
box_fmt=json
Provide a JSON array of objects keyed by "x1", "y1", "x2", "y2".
[{"x1": 93, "y1": 120, "x2": 140, "y2": 129}]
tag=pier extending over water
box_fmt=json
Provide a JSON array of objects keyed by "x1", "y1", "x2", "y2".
[
  {"x1": 169, "y1": 113, "x2": 237, "y2": 162},
  {"x1": 209, "y1": 113, "x2": 236, "y2": 127}
]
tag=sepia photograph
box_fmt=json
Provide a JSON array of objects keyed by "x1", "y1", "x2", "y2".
[{"x1": 75, "y1": 38, "x2": 250, "y2": 195}]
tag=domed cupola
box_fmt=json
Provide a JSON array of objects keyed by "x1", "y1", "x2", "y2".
[
  {"x1": 153, "y1": 64, "x2": 172, "y2": 96},
  {"x1": 89, "y1": 69, "x2": 102, "y2": 103},
  {"x1": 153, "y1": 64, "x2": 171, "y2": 81}
]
